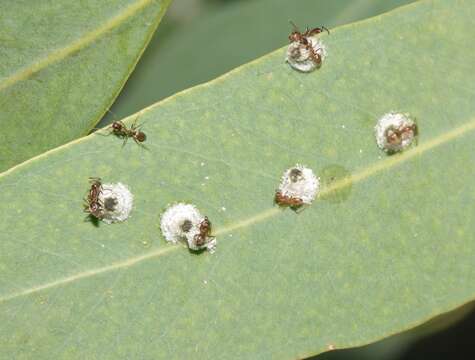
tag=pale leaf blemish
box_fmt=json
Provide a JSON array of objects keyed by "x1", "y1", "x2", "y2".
[{"x1": 99, "y1": 182, "x2": 133, "y2": 224}]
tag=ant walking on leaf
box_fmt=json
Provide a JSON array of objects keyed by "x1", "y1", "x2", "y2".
[
  {"x1": 110, "y1": 116, "x2": 147, "y2": 148},
  {"x1": 93, "y1": 110, "x2": 148, "y2": 148}
]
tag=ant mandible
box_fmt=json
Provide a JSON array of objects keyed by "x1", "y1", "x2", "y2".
[{"x1": 288, "y1": 21, "x2": 329, "y2": 66}]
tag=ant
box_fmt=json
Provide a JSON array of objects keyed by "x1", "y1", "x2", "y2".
[
  {"x1": 275, "y1": 190, "x2": 304, "y2": 209},
  {"x1": 84, "y1": 177, "x2": 104, "y2": 219},
  {"x1": 193, "y1": 216, "x2": 213, "y2": 247},
  {"x1": 288, "y1": 21, "x2": 329, "y2": 66},
  {"x1": 110, "y1": 117, "x2": 147, "y2": 147},
  {"x1": 385, "y1": 123, "x2": 418, "y2": 147}
]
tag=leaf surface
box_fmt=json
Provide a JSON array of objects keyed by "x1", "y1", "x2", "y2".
[
  {"x1": 104, "y1": 0, "x2": 416, "y2": 123},
  {"x1": 0, "y1": 0, "x2": 474, "y2": 358},
  {"x1": 0, "y1": 0, "x2": 171, "y2": 172}
]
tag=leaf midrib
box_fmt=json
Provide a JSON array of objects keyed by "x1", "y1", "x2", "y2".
[
  {"x1": 0, "y1": 0, "x2": 155, "y2": 92},
  {"x1": 1, "y1": 116, "x2": 474, "y2": 304}
]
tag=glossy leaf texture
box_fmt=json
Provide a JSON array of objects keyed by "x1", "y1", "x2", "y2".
[
  {"x1": 103, "y1": 0, "x2": 417, "y2": 124},
  {"x1": 0, "y1": 0, "x2": 474, "y2": 358},
  {"x1": 0, "y1": 0, "x2": 171, "y2": 173}
]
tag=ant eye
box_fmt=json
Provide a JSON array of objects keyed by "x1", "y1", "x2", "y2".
[
  {"x1": 98, "y1": 182, "x2": 134, "y2": 224},
  {"x1": 160, "y1": 203, "x2": 216, "y2": 253},
  {"x1": 278, "y1": 164, "x2": 320, "y2": 205},
  {"x1": 375, "y1": 112, "x2": 417, "y2": 153},
  {"x1": 286, "y1": 37, "x2": 327, "y2": 72}
]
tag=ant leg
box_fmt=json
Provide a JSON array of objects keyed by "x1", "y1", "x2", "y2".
[
  {"x1": 307, "y1": 46, "x2": 322, "y2": 66},
  {"x1": 289, "y1": 20, "x2": 300, "y2": 32},
  {"x1": 132, "y1": 116, "x2": 147, "y2": 133},
  {"x1": 90, "y1": 126, "x2": 113, "y2": 136},
  {"x1": 133, "y1": 137, "x2": 149, "y2": 150},
  {"x1": 307, "y1": 26, "x2": 330, "y2": 37},
  {"x1": 293, "y1": 204, "x2": 307, "y2": 214},
  {"x1": 130, "y1": 114, "x2": 143, "y2": 131}
]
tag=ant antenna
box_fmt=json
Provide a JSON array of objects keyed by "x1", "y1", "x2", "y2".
[
  {"x1": 289, "y1": 20, "x2": 300, "y2": 32},
  {"x1": 89, "y1": 108, "x2": 120, "y2": 134},
  {"x1": 321, "y1": 25, "x2": 330, "y2": 35},
  {"x1": 105, "y1": 108, "x2": 120, "y2": 120}
]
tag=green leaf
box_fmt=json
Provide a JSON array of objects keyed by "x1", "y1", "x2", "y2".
[
  {"x1": 0, "y1": 0, "x2": 171, "y2": 173},
  {"x1": 0, "y1": 0, "x2": 474, "y2": 358},
  {"x1": 105, "y1": 0, "x2": 417, "y2": 122}
]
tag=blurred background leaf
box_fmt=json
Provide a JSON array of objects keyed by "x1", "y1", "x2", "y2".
[
  {"x1": 101, "y1": 0, "x2": 416, "y2": 125},
  {"x1": 313, "y1": 301, "x2": 475, "y2": 360},
  {"x1": 0, "y1": 0, "x2": 171, "y2": 173}
]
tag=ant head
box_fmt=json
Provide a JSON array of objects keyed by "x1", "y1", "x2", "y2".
[
  {"x1": 135, "y1": 131, "x2": 146, "y2": 142},
  {"x1": 194, "y1": 234, "x2": 206, "y2": 247},
  {"x1": 288, "y1": 31, "x2": 302, "y2": 42},
  {"x1": 411, "y1": 123, "x2": 418, "y2": 136},
  {"x1": 112, "y1": 122, "x2": 122, "y2": 131},
  {"x1": 288, "y1": 20, "x2": 302, "y2": 42},
  {"x1": 90, "y1": 202, "x2": 100, "y2": 212},
  {"x1": 406, "y1": 123, "x2": 418, "y2": 136},
  {"x1": 385, "y1": 128, "x2": 401, "y2": 145}
]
